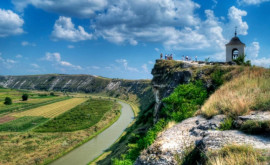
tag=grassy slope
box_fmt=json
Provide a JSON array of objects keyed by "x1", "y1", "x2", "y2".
[
  {"x1": 206, "y1": 144, "x2": 270, "y2": 165},
  {"x1": 201, "y1": 67, "x2": 270, "y2": 118}
]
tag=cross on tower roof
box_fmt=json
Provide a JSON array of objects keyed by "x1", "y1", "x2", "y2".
[{"x1": 235, "y1": 26, "x2": 237, "y2": 37}]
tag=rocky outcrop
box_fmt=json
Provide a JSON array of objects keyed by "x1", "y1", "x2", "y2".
[
  {"x1": 136, "y1": 114, "x2": 270, "y2": 165},
  {"x1": 151, "y1": 60, "x2": 195, "y2": 122}
]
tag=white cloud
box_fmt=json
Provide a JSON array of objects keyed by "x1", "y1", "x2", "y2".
[
  {"x1": 252, "y1": 57, "x2": 270, "y2": 68},
  {"x1": 91, "y1": 66, "x2": 100, "y2": 70},
  {"x1": 155, "y1": 48, "x2": 160, "y2": 52},
  {"x1": 225, "y1": 6, "x2": 248, "y2": 36},
  {"x1": 44, "y1": 52, "x2": 82, "y2": 70},
  {"x1": 93, "y1": 0, "x2": 200, "y2": 47},
  {"x1": 116, "y1": 59, "x2": 139, "y2": 72},
  {"x1": 21, "y1": 41, "x2": 36, "y2": 47},
  {"x1": 0, "y1": 9, "x2": 24, "y2": 37},
  {"x1": 67, "y1": 45, "x2": 75, "y2": 49},
  {"x1": 45, "y1": 52, "x2": 61, "y2": 62},
  {"x1": 0, "y1": 53, "x2": 17, "y2": 69},
  {"x1": 246, "y1": 42, "x2": 260, "y2": 59},
  {"x1": 238, "y1": 0, "x2": 270, "y2": 5},
  {"x1": 142, "y1": 64, "x2": 149, "y2": 73},
  {"x1": 16, "y1": 54, "x2": 22, "y2": 58},
  {"x1": 148, "y1": 61, "x2": 154, "y2": 64},
  {"x1": 51, "y1": 16, "x2": 92, "y2": 42},
  {"x1": 12, "y1": 0, "x2": 108, "y2": 18},
  {"x1": 31, "y1": 63, "x2": 39, "y2": 68}
]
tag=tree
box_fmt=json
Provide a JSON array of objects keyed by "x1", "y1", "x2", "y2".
[
  {"x1": 233, "y1": 54, "x2": 251, "y2": 66},
  {"x1": 22, "y1": 94, "x2": 29, "y2": 101},
  {"x1": 4, "y1": 97, "x2": 12, "y2": 105}
]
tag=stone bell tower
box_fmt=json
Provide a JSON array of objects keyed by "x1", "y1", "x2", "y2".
[{"x1": 225, "y1": 27, "x2": 245, "y2": 62}]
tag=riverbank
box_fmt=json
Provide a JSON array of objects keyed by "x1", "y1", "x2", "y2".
[
  {"x1": 0, "y1": 97, "x2": 121, "y2": 165},
  {"x1": 49, "y1": 101, "x2": 134, "y2": 165}
]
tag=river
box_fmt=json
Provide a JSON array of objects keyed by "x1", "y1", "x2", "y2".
[{"x1": 50, "y1": 101, "x2": 134, "y2": 165}]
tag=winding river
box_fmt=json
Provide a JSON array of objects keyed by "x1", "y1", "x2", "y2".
[{"x1": 50, "y1": 101, "x2": 134, "y2": 165}]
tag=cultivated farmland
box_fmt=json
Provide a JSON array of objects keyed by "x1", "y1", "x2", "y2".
[
  {"x1": 0, "y1": 116, "x2": 48, "y2": 132},
  {"x1": 12, "y1": 98, "x2": 88, "y2": 118},
  {"x1": 34, "y1": 98, "x2": 120, "y2": 132}
]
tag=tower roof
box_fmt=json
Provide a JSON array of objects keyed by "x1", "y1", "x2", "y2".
[{"x1": 226, "y1": 36, "x2": 245, "y2": 46}]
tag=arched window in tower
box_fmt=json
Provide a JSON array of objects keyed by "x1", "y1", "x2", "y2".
[{"x1": 232, "y1": 48, "x2": 239, "y2": 59}]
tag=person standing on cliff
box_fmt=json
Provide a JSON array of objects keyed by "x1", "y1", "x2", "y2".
[
  {"x1": 160, "y1": 53, "x2": 163, "y2": 59},
  {"x1": 195, "y1": 56, "x2": 197, "y2": 62},
  {"x1": 165, "y1": 54, "x2": 167, "y2": 60}
]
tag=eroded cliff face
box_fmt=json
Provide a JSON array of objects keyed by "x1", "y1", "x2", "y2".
[
  {"x1": 0, "y1": 74, "x2": 154, "y2": 109},
  {"x1": 151, "y1": 60, "x2": 202, "y2": 122}
]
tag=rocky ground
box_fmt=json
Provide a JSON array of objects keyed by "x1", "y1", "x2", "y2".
[{"x1": 136, "y1": 112, "x2": 270, "y2": 165}]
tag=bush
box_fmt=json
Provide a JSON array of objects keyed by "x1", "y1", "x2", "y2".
[
  {"x1": 219, "y1": 118, "x2": 233, "y2": 130},
  {"x1": 4, "y1": 97, "x2": 12, "y2": 105},
  {"x1": 161, "y1": 81, "x2": 208, "y2": 122},
  {"x1": 22, "y1": 94, "x2": 29, "y2": 101},
  {"x1": 50, "y1": 92, "x2": 55, "y2": 96},
  {"x1": 113, "y1": 119, "x2": 167, "y2": 164},
  {"x1": 233, "y1": 54, "x2": 251, "y2": 66}
]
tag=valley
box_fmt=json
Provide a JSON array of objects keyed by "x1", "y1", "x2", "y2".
[
  {"x1": 0, "y1": 60, "x2": 270, "y2": 165},
  {"x1": 0, "y1": 88, "x2": 124, "y2": 165}
]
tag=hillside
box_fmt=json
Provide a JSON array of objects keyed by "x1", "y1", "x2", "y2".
[
  {"x1": 1, "y1": 61, "x2": 270, "y2": 165},
  {"x1": 0, "y1": 74, "x2": 154, "y2": 110},
  {"x1": 135, "y1": 60, "x2": 270, "y2": 165}
]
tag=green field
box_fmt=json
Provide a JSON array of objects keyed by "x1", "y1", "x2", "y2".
[
  {"x1": 0, "y1": 116, "x2": 48, "y2": 132},
  {"x1": 0, "y1": 88, "x2": 70, "y2": 116},
  {"x1": 34, "y1": 98, "x2": 119, "y2": 132}
]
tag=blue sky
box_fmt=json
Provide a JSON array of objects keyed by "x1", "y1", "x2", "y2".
[{"x1": 0, "y1": 0, "x2": 270, "y2": 79}]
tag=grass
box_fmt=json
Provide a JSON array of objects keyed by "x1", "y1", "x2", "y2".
[
  {"x1": 201, "y1": 67, "x2": 270, "y2": 118},
  {"x1": 12, "y1": 98, "x2": 87, "y2": 118},
  {"x1": 34, "y1": 98, "x2": 118, "y2": 132},
  {"x1": 0, "y1": 96, "x2": 70, "y2": 116},
  {"x1": 240, "y1": 120, "x2": 270, "y2": 135},
  {"x1": 206, "y1": 144, "x2": 270, "y2": 165},
  {"x1": 0, "y1": 116, "x2": 48, "y2": 132},
  {"x1": 0, "y1": 98, "x2": 121, "y2": 165}
]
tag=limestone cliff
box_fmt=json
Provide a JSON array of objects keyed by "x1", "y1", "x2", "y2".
[{"x1": 151, "y1": 60, "x2": 222, "y2": 122}]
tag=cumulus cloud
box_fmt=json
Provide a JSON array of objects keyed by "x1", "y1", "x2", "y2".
[
  {"x1": 244, "y1": 41, "x2": 270, "y2": 68},
  {"x1": 21, "y1": 41, "x2": 36, "y2": 47},
  {"x1": 51, "y1": 16, "x2": 92, "y2": 42},
  {"x1": 93, "y1": 0, "x2": 200, "y2": 46},
  {"x1": 44, "y1": 52, "x2": 82, "y2": 70},
  {"x1": 12, "y1": 0, "x2": 108, "y2": 18},
  {"x1": 246, "y1": 42, "x2": 260, "y2": 59},
  {"x1": 225, "y1": 6, "x2": 248, "y2": 36},
  {"x1": 92, "y1": 3, "x2": 247, "y2": 52},
  {"x1": 238, "y1": 0, "x2": 270, "y2": 5},
  {"x1": 116, "y1": 59, "x2": 138, "y2": 72},
  {"x1": 0, "y1": 9, "x2": 24, "y2": 37},
  {"x1": 252, "y1": 57, "x2": 270, "y2": 68}
]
